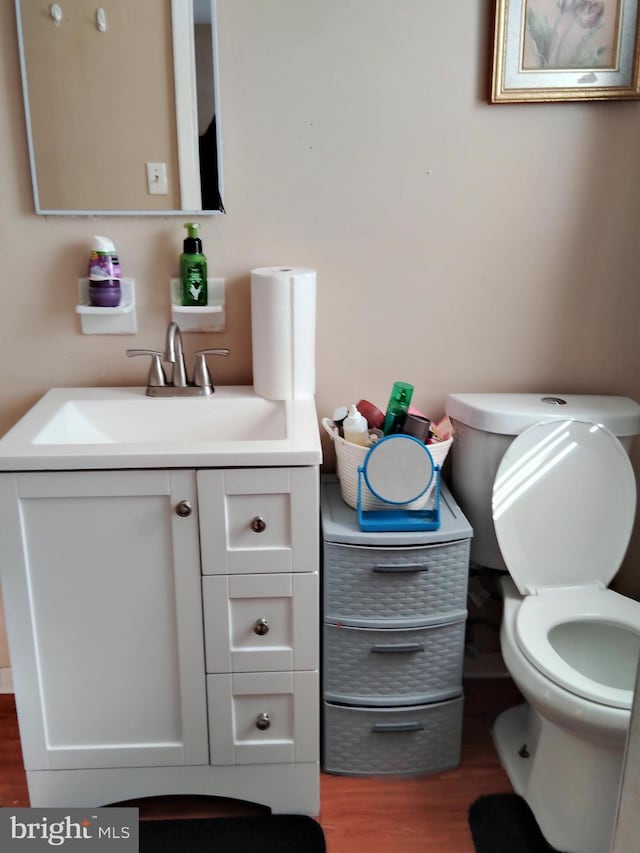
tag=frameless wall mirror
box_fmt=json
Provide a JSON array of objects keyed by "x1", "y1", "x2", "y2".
[{"x1": 15, "y1": 0, "x2": 224, "y2": 215}]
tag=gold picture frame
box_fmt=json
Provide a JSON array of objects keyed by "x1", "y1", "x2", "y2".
[{"x1": 491, "y1": 0, "x2": 640, "y2": 102}]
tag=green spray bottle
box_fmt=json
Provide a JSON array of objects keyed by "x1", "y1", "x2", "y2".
[{"x1": 180, "y1": 222, "x2": 208, "y2": 306}]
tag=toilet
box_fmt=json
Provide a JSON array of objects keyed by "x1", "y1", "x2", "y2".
[{"x1": 445, "y1": 393, "x2": 640, "y2": 853}]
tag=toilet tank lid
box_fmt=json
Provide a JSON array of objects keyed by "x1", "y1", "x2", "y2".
[{"x1": 445, "y1": 393, "x2": 640, "y2": 437}]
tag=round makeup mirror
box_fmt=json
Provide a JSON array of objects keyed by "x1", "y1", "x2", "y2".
[{"x1": 363, "y1": 435, "x2": 434, "y2": 505}]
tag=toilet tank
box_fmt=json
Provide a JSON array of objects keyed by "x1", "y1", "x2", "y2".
[{"x1": 445, "y1": 393, "x2": 640, "y2": 571}]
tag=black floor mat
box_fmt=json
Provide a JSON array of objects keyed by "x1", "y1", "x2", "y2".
[
  {"x1": 469, "y1": 794, "x2": 563, "y2": 853},
  {"x1": 139, "y1": 814, "x2": 326, "y2": 853}
]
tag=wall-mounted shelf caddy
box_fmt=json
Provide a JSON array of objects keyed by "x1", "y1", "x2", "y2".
[
  {"x1": 75, "y1": 278, "x2": 137, "y2": 335},
  {"x1": 170, "y1": 278, "x2": 226, "y2": 332}
]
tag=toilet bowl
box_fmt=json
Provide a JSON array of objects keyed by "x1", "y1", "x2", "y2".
[
  {"x1": 515, "y1": 586, "x2": 639, "y2": 711},
  {"x1": 490, "y1": 419, "x2": 640, "y2": 853},
  {"x1": 496, "y1": 578, "x2": 635, "y2": 853}
]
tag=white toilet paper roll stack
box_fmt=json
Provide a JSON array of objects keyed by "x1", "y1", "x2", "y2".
[{"x1": 250, "y1": 266, "x2": 316, "y2": 400}]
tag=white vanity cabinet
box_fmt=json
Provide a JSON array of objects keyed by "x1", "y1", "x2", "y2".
[{"x1": 0, "y1": 464, "x2": 319, "y2": 813}]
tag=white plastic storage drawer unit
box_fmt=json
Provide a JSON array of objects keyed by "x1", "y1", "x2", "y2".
[{"x1": 320, "y1": 476, "x2": 472, "y2": 776}]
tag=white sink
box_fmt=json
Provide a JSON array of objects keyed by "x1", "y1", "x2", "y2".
[
  {"x1": 0, "y1": 387, "x2": 321, "y2": 470},
  {"x1": 33, "y1": 396, "x2": 287, "y2": 445}
]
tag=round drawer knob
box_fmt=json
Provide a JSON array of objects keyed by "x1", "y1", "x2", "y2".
[
  {"x1": 250, "y1": 516, "x2": 266, "y2": 533},
  {"x1": 175, "y1": 500, "x2": 192, "y2": 517},
  {"x1": 254, "y1": 618, "x2": 270, "y2": 636},
  {"x1": 255, "y1": 712, "x2": 271, "y2": 731}
]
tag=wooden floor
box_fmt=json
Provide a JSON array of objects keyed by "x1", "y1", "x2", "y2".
[{"x1": 0, "y1": 678, "x2": 522, "y2": 852}]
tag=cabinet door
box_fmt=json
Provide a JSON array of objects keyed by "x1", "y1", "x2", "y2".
[
  {"x1": 202, "y1": 573, "x2": 318, "y2": 673},
  {"x1": 197, "y1": 467, "x2": 318, "y2": 575},
  {"x1": 0, "y1": 470, "x2": 208, "y2": 771},
  {"x1": 208, "y1": 671, "x2": 318, "y2": 765}
]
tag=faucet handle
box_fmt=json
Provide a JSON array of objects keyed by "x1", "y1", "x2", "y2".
[
  {"x1": 126, "y1": 349, "x2": 166, "y2": 387},
  {"x1": 195, "y1": 348, "x2": 230, "y2": 357},
  {"x1": 193, "y1": 348, "x2": 230, "y2": 391}
]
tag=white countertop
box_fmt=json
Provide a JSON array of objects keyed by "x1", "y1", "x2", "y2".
[{"x1": 0, "y1": 386, "x2": 322, "y2": 471}]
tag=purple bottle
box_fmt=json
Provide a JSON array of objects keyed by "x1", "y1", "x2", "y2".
[{"x1": 88, "y1": 236, "x2": 121, "y2": 307}]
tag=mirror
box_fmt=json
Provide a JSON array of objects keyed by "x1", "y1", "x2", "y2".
[
  {"x1": 364, "y1": 436, "x2": 434, "y2": 505},
  {"x1": 15, "y1": 0, "x2": 224, "y2": 215}
]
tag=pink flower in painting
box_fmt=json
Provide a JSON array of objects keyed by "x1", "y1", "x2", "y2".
[
  {"x1": 527, "y1": 0, "x2": 610, "y2": 67},
  {"x1": 579, "y1": 1, "x2": 605, "y2": 28}
]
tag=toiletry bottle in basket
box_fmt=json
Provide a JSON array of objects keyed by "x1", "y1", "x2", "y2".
[
  {"x1": 343, "y1": 405, "x2": 369, "y2": 446},
  {"x1": 382, "y1": 381, "x2": 414, "y2": 435}
]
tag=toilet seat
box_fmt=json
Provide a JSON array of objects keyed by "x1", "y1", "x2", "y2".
[
  {"x1": 492, "y1": 419, "x2": 638, "y2": 709},
  {"x1": 515, "y1": 587, "x2": 640, "y2": 709}
]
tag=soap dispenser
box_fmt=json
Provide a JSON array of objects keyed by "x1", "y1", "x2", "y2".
[{"x1": 180, "y1": 223, "x2": 208, "y2": 306}]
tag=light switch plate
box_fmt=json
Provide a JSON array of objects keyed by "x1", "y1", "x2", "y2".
[{"x1": 146, "y1": 162, "x2": 168, "y2": 195}]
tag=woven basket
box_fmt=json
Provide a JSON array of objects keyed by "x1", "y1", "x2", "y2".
[{"x1": 321, "y1": 418, "x2": 453, "y2": 511}]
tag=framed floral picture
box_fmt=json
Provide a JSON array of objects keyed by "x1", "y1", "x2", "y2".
[{"x1": 491, "y1": 0, "x2": 640, "y2": 102}]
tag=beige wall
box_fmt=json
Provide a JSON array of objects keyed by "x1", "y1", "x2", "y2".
[{"x1": 1, "y1": 0, "x2": 640, "y2": 668}]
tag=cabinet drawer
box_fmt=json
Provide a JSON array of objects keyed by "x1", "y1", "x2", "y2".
[
  {"x1": 323, "y1": 618, "x2": 465, "y2": 706},
  {"x1": 322, "y1": 696, "x2": 463, "y2": 776},
  {"x1": 203, "y1": 573, "x2": 318, "y2": 673},
  {"x1": 208, "y1": 671, "x2": 318, "y2": 766},
  {"x1": 197, "y1": 468, "x2": 319, "y2": 575},
  {"x1": 323, "y1": 541, "x2": 469, "y2": 624}
]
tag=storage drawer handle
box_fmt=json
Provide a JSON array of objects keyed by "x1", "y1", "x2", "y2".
[
  {"x1": 250, "y1": 516, "x2": 267, "y2": 533},
  {"x1": 370, "y1": 643, "x2": 425, "y2": 654},
  {"x1": 371, "y1": 563, "x2": 429, "y2": 573},
  {"x1": 371, "y1": 722, "x2": 424, "y2": 734}
]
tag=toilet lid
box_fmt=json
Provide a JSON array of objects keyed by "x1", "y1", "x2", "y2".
[{"x1": 492, "y1": 420, "x2": 636, "y2": 594}]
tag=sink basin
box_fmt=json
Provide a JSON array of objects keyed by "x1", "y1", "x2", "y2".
[
  {"x1": 0, "y1": 387, "x2": 322, "y2": 470},
  {"x1": 33, "y1": 396, "x2": 287, "y2": 445}
]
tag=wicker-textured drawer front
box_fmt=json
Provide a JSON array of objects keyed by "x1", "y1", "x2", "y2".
[
  {"x1": 322, "y1": 697, "x2": 463, "y2": 776},
  {"x1": 323, "y1": 619, "x2": 465, "y2": 706},
  {"x1": 323, "y1": 541, "x2": 469, "y2": 624}
]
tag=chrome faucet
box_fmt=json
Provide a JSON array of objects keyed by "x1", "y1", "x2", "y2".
[
  {"x1": 127, "y1": 322, "x2": 229, "y2": 396},
  {"x1": 164, "y1": 322, "x2": 188, "y2": 387}
]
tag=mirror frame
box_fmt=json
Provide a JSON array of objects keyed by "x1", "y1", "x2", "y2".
[{"x1": 15, "y1": 0, "x2": 224, "y2": 216}]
